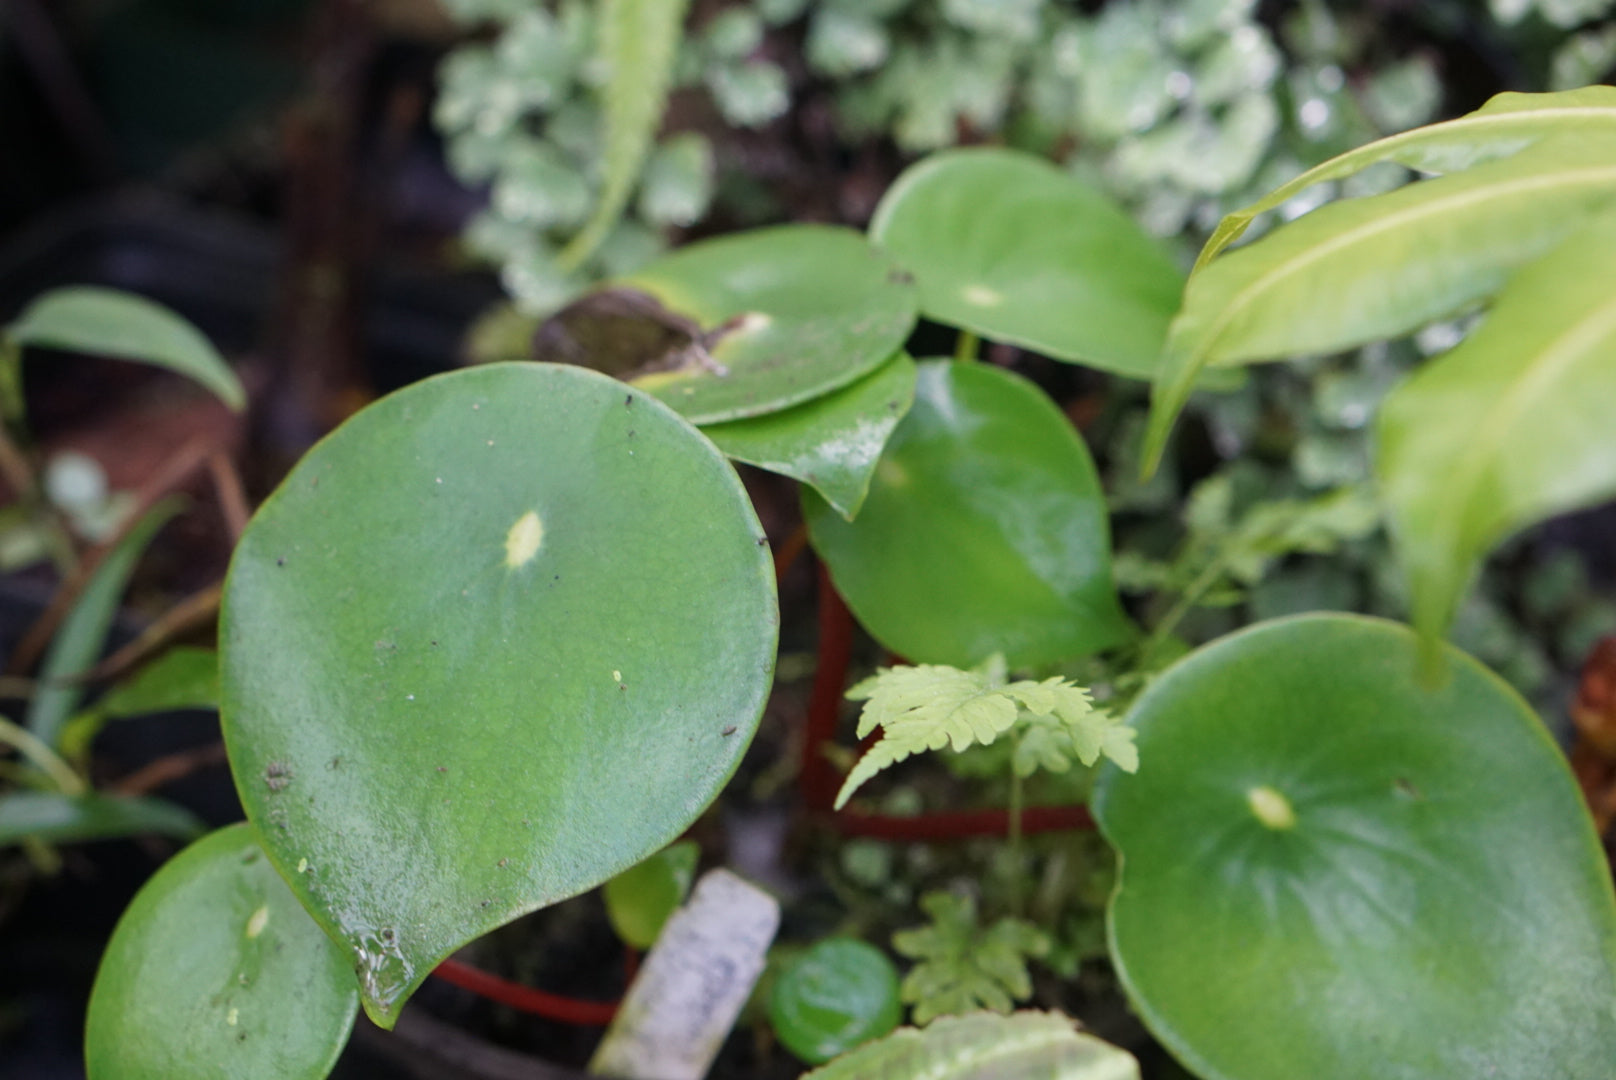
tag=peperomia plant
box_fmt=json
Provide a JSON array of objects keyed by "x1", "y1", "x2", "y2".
[{"x1": 77, "y1": 86, "x2": 1616, "y2": 1080}]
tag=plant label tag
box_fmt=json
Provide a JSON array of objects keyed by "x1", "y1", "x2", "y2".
[{"x1": 589, "y1": 868, "x2": 779, "y2": 1080}]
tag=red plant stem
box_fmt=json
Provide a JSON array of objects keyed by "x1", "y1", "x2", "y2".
[
  {"x1": 772, "y1": 523, "x2": 809, "y2": 581},
  {"x1": 802, "y1": 561, "x2": 855, "y2": 812},
  {"x1": 832, "y1": 805, "x2": 1094, "y2": 840},
  {"x1": 431, "y1": 957, "x2": 619, "y2": 1025}
]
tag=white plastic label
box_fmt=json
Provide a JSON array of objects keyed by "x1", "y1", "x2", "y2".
[{"x1": 589, "y1": 868, "x2": 780, "y2": 1080}]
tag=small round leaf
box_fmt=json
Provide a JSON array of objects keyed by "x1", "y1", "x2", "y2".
[
  {"x1": 804, "y1": 361, "x2": 1130, "y2": 668},
  {"x1": 220, "y1": 363, "x2": 777, "y2": 1027},
  {"x1": 85, "y1": 824, "x2": 358, "y2": 1080},
  {"x1": 770, "y1": 937, "x2": 903, "y2": 1064},
  {"x1": 603, "y1": 840, "x2": 700, "y2": 950},
  {"x1": 869, "y1": 149, "x2": 1184, "y2": 379},
  {"x1": 617, "y1": 225, "x2": 917, "y2": 423},
  {"x1": 1093, "y1": 614, "x2": 1616, "y2": 1080}
]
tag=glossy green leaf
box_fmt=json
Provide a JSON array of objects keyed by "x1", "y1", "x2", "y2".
[
  {"x1": 801, "y1": 1011, "x2": 1140, "y2": 1080},
  {"x1": 7, "y1": 287, "x2": 245, "y2": 410},
  {"x1": 805, "y1": 361, "x2": 1130, "y2": 669},
  {"x1": 1092, "y1": 614, "x2": 1616, "y2": 1080},
  {"x1": 220, "y1": 363, "x2": 776, "y2": 1028},
  {"x1": 869, "y1": 149, "x2": 1184, "y2": 379},
  {"x1": 1378, "y1": 214, "x2": 1616, "y2": 651},
  {"x1": 1198, "y1": 86, "x2": 1616, "y2": 269},
  {"x1": 701, "y1": 352, "x2": 916, "y2": 520},
  {"x1": 85, "y1": 824, "x2": 358, "y2": 1080},
  {"x1": 556, "y1": 0, "x2": 690, "y2": 271},
  {"x1": 615, "y1": 225, "x2": 918, "y2": 423},
  {"x1": 27, "y1": 498, "x2": 184, "y2": 749},
  {"x1": 770, "y1": 938, "x2": 902, "y2": 1064},
  {"x1": 0, "y1": 790, "x2": 203, "y2": 847},
  {"x1": 603, "y1": 839, "x2": 699, "y2": 950},
  {"x1": 1144, "y1": 134, "x2": 1616, "y2": 474}
]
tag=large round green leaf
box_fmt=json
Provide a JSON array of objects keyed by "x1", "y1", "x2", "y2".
[
  {"x1": 868, "y1": 149, "x2": 1184, "y2": 379},
  {"x1": 220, "y1": 363, "x2": 777, "y2": 1028},
  {"x1": 85, "y1": 824, "x2": 358, "y2": 1080},
  {"x1": 615, "y1": 224, "x2": 917, "y2": 423},
  {"x1": 1093, "y1": 614, "x2": 1616, "y2": 1080},
  {"x1": 804, "y1": 361, "x2": 1130, "y2": 669}
]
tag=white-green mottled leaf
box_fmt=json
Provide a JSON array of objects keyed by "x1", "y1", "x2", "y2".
[{"x1": 803, "y1": 1011, "x2": 1139, "y2": 1080}]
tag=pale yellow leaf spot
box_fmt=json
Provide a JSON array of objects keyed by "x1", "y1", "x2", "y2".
[
  {"x1": 245, "y1": 904, "x2": 269, "y2": 939},
  {"x1": 1247, "y1": 785, "x2": 1297, "y2": 830},
  {"x1": 227, "y1": 1007, "x2": 239, "y2": 1026},
  {"x1": 504, "y1": 510, "x2": 545, "y2": 568},
  {"x1": 297, "y1": 857, "x2": 309, "y2": 873},
  {"x1": 961, "y1": 284, "x2": 1003, "y2": 307}
]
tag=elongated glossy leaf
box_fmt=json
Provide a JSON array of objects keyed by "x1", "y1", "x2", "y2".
[
  {"x1": 85, "y1": 824, "x2": 358, "y2": 1080},
  {"x1": 868, "y1": 149, "x2": 1184, "y2": 379},
  {"x1": 60, "y1": 646, "x2": 220, "y2": 763},
  {"x1": 1093, "y1": 615, "x2": 1616, "y2": 1080},
  {"x1": 1144, "y1": 134, "x2": 1616, "y2": 473},
  {"x1": 7, "y1": 287, "x2": 245, "y2": 410},
  {"x1": 1378, "y1": 214, "x2": 1616, "y2": 649},
  {"x1": 0, "y1": 790, "x2": 203, "y2": 846},
  {"x1": 614, "y1": 225, "x2": 917, "y2": 423},
  {"x1": 557, "y1": 0, "x2": 690, "y2": 271},
  {"x1": 802, "y1": 1011, "x2": 1139, "y2": 1080},
  {"x1": 221, "y1": 363, "x2": 776, "y2": 1028},
  {"x1": 1198, "y1": 85, "x2": 1616, "y2": 269},
  {"x1": 27, "y1": 498, "x2": 184, "y2": 748},
  {"x1": 805, "y1": 361, "x2": 1130, "y2": 669},
  {"x1": 701, "y1": 352, "x2": 916, "y2": 519}
]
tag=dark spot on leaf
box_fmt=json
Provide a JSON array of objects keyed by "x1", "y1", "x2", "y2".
[
  {"x1": 1393, "y1": 777, "x2": 1422, "y2": 799},
  {"x1": 241, "y1": 851, "x2": 259, "y2": 864},
  {"x1": 328, "y1": 756, "x2": 341, "y2": 770},
  {"x1": 437, "y1": 766, "x2": 447, "y2": 773},
  {"x1": 887, "y1": 269, "x2": 915, "y2": 286},
  {"x1": 722, "y1": 725, "x2": 737, "y2": 737},
  {"x1": 756, "y1": 536, "x2": 768, "y2": 546},
  {"x1": 276, "y1": 557, "x2": 286, "y2": 567},
  {"x1": 497, "y1": 858, "x2": 508, "y2": 867},
  {"x1": 625, "y1": 394, "x2": 634, "y2": 407},
  {"x1": 264, "y1": 761, "x2": 292, "y2": 792}
]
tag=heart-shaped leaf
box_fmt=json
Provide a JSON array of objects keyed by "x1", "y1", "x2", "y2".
[
  {"x1": 220, "y1": 363, "x2": 777, "y2": 1027},
  {"x1": 701, "y1": 351, "x2": 917, "y2": 520},
  {"x1": 7, "y1": 287, "x2": 245, "y2": 410},
  {"x1": 804, "y1": 361, "x2": 1130, "y2": 669},
  {"x1": 1198, "y1": 86, "x2": 1616, "y2": 269},
  {"x1": 801, "y1": 1011, "x2": 1139, "y2": 1080},
  {"x1": 1093, "y1": 614, "x2": 1616, "y2": 1080},
  {"x1": 609, "y1": 225, "x2": 917, "y2": 423},
  {"x1": 85, "y1": 824, "x2": 358, "y2": 1080},
  {"x1": 869, "y1": 148, "x2": 1184, "y2": 379},
  {"x1": 1377, "y1": 214, "x2": 1616, "y2": 651},
  {"x1": 1144, "y1": 133, "x2": 1616, "y2": 474}
]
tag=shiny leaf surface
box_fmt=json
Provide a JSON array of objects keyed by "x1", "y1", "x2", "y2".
[
  {"x1": 701, "y1": 352, "x2": 916, "y2": 520},
  {"x1": 7, "y1": 287, "x2": 245, "y2": 410},
  {"x1": 220, "y1": 363, "x2": 776, "y2": 1027},
  {"x1": 869, "y1": 149, "x2": 1183, "y2": 379},
  {"x1": 802, "y1": 1011, "x2": 1139, "y2": 1080},
  {"x1": 1144, "y1": 134, "x2": 1616, "y2": 473},
  {"x1": 85, "y1": 824, "x2": 358, "y2": 1080},
  {"x1": 805, "y1": 361, "x2": 1129, "y2": 669},
  {"x1": 1093, "y1": 615, "x2": 1616, "y2": 1080},
  {"x1": 770, "y1": 938, "x2": 902, "y2": 1064},
  {"x1": 616, "y1": 225, "x2": 917, "y2": 423},
  {"x1": 1199, "y1": 86, "x2": 1616, "y2": 269},
  {"x1": 1378, "y1": 214, "x2": 1616, "y2": 650}
]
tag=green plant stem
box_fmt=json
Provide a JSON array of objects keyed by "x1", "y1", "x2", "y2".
[
  {"x1": 0, "y1": 714, "x2": 86, "y2": 795},
  {"x1": 954, "y1": 329, "x2": 980, "y2": 363},
  {"x1": 1140, "y1": 553, "x2": 1230, "y2": 668},
  {"x1": 1007, "y1": 732, "x2": 1025, "y2": 917}
]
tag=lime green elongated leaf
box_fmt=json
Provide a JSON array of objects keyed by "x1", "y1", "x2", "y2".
[
  {"x1": 1378, "y1": 214, "x2": 1616, "y2": 652},
  {"x1": 868, "y1": 149, "x2": 1184, "y2": 379},
  {"x1": 603, "y1": 840, "x2": 699, "y2": 949},
  {"x1": 0, "y1": 791, "x2": 203, "y2": 847},
  {"x1": 1198, "y1": 85, "x2": 1616, "y2": 269},
  {"x1": 615, "y1": 225, "x2": 918, "y2": 423},
  {"x1": 806, "y1": 361, "x2": 1130, "y2": 670},
  {"x1": 85, "y1": 824, "x2": 358, "y2": 1080},
  {"x1": 27, "y1": 498, "x2": 184, "y2": 749},
  {"x1": 701, "y1": 352, "x2": 916, "y2": 520},
  {"x1": 1143, "y1": 134, "x2": 1616, "y2": 475},
  {"x1": 557, "y1": 0, "x2": 691, "y2": 271},
  {"x1": 1093, "y1": 615, "x2": 1616, "y2": 1080},
  {"x1": 221, "y1": 363, "x2": 776, "y2": 1029},
  {"x1": 7, "y1": 287, "x2": 245, "y2": 410},
  {"x1": 802, "y1": 1011, "x2": 1139, "y2": 1080},
  {"x1": 59, "y1": 646, "x2": 219, "y2": 763}
]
